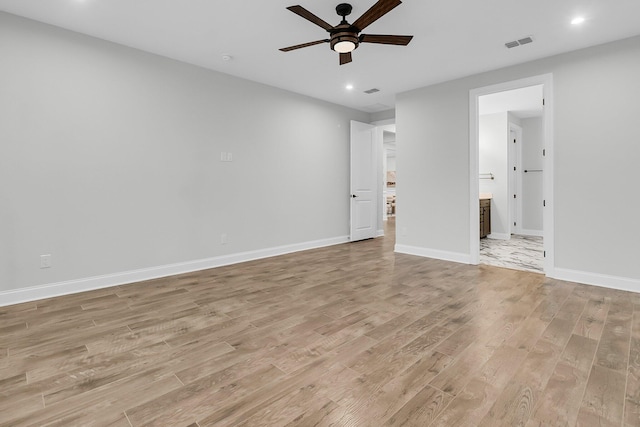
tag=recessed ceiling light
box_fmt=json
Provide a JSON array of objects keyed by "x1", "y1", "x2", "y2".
[
  {"x1": 346, "y1": 84, "x2": 354, "y2": 90},
  {"x1": 571, "y1": 16, "x2": 585, "y2": 25}
]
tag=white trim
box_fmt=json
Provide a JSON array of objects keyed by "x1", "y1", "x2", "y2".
[
  {"x1": 469, "y1": 73, "x2": 554, "y2": 275},
  {"x1": 519, "y1": 229, "x2": 543, "y2": 237},
  {"x1": 487, "y1": 233, "x2": 510, "y2": 240},
  {"x1": 370, "y1": 118, "x2": 396, "y2": 126},
  {"x1": 377, "y1": 229, "x2": 385, "y2": 237},
  {"x1": 469, "y1": 92, "x2": 480, "y2": 265},
  {"x1": 541, "y1": 77, "x2": 555, "y2": 275},
  {"x1": 395, "y1": 244, "x2": 471, "y2": 264},
  {"x1": 508, "y1": 123, "x2": 523, "y2": 235},
  {"x1": 554, "y1": 268, "x2": 640, "y2": 294},
  {"x1": 0, "y1": 236, "x2": 349, "y2": 307}
]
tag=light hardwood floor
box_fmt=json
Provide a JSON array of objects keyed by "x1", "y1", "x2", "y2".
[{"x1": 2, "y1": 221, "x2": 640, "y2": 426}]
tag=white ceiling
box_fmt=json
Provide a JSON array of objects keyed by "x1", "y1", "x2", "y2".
[
  {"x1": 1, "y1": 0, "x2": 639, "y2": 113},
  {"x1": 480, "y1": 85, "x2": 544, "y2": 119}
]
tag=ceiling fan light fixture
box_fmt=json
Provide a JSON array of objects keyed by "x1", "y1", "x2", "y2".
[
  {"x1": 331, "y1": 31, "x2": 359, "y2": 53},
  {"x1": 334, "y1": 40, "x2": 356, "y2": 53}
]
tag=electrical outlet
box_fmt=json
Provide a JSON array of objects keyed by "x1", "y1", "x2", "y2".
[
  {"x1": 40, "y1": 254, "x2": 52, "y2": 269},
  {"x1": 221, "y1": 233, "x2": 228, "y2": 245},
  {"x1": 220, "y1": 152, "x2": 233, "y2": 162}
]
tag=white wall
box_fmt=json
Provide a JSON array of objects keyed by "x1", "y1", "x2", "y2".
[
  {"x1": 0, "y1": 12, "x2": 370, "y2": 297},
  {"x1": 479, "y1": 113, "x2": 508, "y2": 236},
  {"x1": 508, "y1": 114, "x2": 522, "y2": 128},
  {"x1": 387, "y1": 156, "x2": 397, "y2": 171},
  {"x1": 371, "y1": 109, "x2": 396, "y2": 122},
  {"x1": 396, "y1": 35, "x2": 640, "y2": 288},
  {"x1": 521, "y1": 117, "x2": 544, "y2": 232}
]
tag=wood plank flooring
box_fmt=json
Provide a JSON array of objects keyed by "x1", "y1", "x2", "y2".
[{"x1": 2, "y1": 221, "x2": 640, "y2": 426}]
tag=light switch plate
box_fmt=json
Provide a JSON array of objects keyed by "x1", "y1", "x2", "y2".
[{"x1": 40, "y1": 254, "x2": 52, "y2": 268}]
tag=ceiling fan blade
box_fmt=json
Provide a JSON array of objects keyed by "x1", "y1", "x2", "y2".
[
  {"x1": 287, "y1": 5, "x2": 334, "y2": 31},
  {"x1": 360, "y1": 34, "x2": 413, "y2": 45},
  {"x1": 340, "y1": 52, "x2": 352, "y2": 65},
  {"x1": 280, "y1": 39, "x2": 330, "y2": 52},
  {"x1": 352, "y1": 0, "x2": 402, "y2": 32}
]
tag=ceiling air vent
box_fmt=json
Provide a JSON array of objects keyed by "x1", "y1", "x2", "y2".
[
  {"x1": 364, "y1": 88, "x2": 380, "y2": 94},
  {"x1": 505, "y1": 36, "x2": 534, "y2": 49}
]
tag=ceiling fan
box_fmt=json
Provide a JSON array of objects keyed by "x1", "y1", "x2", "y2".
[{"x1": 279, "y1": 0, "x2": 413, "y2": 65}]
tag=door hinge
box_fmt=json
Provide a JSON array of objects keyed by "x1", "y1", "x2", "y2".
[
  {"x1": 514, "y1": 167, "x2": 516, "y2": 171},
  {"x1": 514, "y1": 194, "x2": 517, "y2": 199},
  {"x1": 543, "y1": 200, "x2": 546, "y2": 207},
  {"x1": 514, "y1": 222, "x2": 516, "y2": 226},
  {"x1": 543, "y1": 98, "x2": 545, "y2": 106},
  {"x1": 513, "y1": 139, "x2": 516, "y2": 143},
  {"x1": 543, "y1": 149, "x2": 546, "y2": 157},
  {"x1": 544, "y1": 250, "x2": 546, "y2": 257}
]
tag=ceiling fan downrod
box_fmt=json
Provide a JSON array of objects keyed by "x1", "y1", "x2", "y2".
[{"x1": 335, "y1": 3, "x2": 353, "y2": 23}]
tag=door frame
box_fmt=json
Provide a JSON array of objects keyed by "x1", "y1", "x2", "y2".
[{"x1": 469, "y1": 74, "x2": 554, "y2": 274}]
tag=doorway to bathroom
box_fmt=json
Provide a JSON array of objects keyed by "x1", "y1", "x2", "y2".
[{"x1": 470, "y1": 75, "x2": 554, "y2": 274}]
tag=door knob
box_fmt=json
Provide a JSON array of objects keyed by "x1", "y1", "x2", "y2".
[{"x1": 351, "y1": 194, "x2": 358, "y2": 198}]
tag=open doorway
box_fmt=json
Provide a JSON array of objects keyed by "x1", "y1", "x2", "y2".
[
  {"x1": 383, "y1": 130, "x2": 396, "y2": 221},
  {"x1": 350, "y1": 120, "x2": 395, "y2": 241},
  {"x1": 478, "y1": 85, "x2": 543, "y2": 272},
  {"x1": 470, "y1": 75, "x2": 554, "y2": 274}
]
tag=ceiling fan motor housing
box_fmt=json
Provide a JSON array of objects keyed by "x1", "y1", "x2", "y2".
[
  {"x1": 330, "y1": 23, "x2": 359, "y2": 52},
  {"x1": 335, "y1": 3, "x2": 353, "y2": 18}
]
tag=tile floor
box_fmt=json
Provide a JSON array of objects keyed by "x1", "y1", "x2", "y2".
[{"x1": 480, "y1": 234, "x2": 544, "y2": 273}]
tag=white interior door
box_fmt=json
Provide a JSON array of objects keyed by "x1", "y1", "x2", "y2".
[
  {"x1": 509, "y1": 125, "x2": 523, "y2": 235},
  {"x1": 350, "y1": 120, "x2": 377, "y2": 241},
  {"x1": 509, "y1": 128, "x2": 518, "y2": 235}
]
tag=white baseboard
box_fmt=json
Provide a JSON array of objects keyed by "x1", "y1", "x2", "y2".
[
  {"x1": 394, "y1": 244, "x2": 471, "y2": 264},
  {"x1": 552, "y1": 268, "x2": 640, "y2": 294},
  {"x1": 487, "y1": 233, "x2": 510, "y2": 240},
  {"x1": 519, "y1": 229, "x2": 543, "y2": 237},
  {"x1": 392, "y1": 248, "x2": 640, "y2": 294},
  {"x1": 377, "y1": 229, "x2": 385, "y2": 237},
  {"x1": 0, "y1": 236, "x2": 350, "y2": 307}
]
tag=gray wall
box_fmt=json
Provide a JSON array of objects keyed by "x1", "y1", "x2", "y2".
[
  {"x1": 0, "y1": 12, "x2": 369, "y2": 293},
  {"x1": 396, "y1": 35, "x2": 640, "y2": 282}
]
